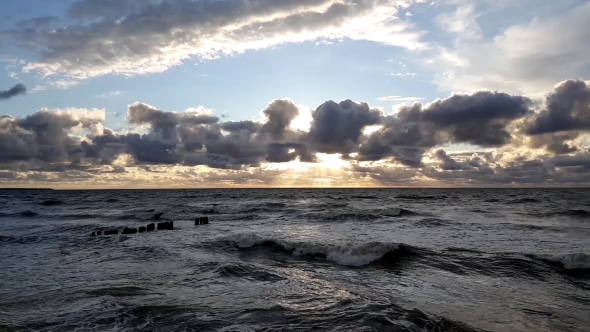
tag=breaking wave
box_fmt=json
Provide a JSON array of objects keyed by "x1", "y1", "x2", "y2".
[
  {"x1": 380, "y1": 208, "x2": 416, "y2": 217},
  {"x1": 531, "y1": 253, "x2": 590, "y2": 270},
  {"x1": 229, "y1": 233, "x2": 418, "y2": 267}
]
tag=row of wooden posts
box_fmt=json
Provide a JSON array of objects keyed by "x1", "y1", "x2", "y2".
[
  {"x1": 91, "y1": 217, "x2": 209, "y2": 236},
  {"x1": 195, "y1": 216, "x2": 209, "y2": 225},
  {"x1": 91, "y1": 221, "x2": 173, "y2": 236}
]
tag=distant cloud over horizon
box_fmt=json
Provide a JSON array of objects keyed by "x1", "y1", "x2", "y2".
[{"x1": 1, "y1": 79, "x2": 590, "y2": 188}]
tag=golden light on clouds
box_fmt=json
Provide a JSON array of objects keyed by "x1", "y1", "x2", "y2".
[{"x1": 316, "y1": 153, "x2": 350, "y2": 169}]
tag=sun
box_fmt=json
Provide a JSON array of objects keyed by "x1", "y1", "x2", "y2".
[{"x1": 316, "y1": 153, "x2": 350, "y2": 169}]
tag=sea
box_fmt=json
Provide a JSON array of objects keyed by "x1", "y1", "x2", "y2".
[{"x1": 0, "y1": 188, "x2": 589, "y2": 332}]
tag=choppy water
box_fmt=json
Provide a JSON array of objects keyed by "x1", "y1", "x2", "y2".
[{"x1": 1, "y1": 189, "x2": 589, "y2": 331}]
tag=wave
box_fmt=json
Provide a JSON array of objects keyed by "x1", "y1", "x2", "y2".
[
  {"x1": 229, "y1": 233, "x2": 418, "y2": 267},
  {"x1": 531, "y1": 253, "x2": 590, "y2": 270},
  {"x1": 40, "y1": 200, "x2": 63, "y2": 206},
  {"x1": 445, "y1": 247, "x2": 483, "y2": 254},
  {"x1": 305, "y1": 212, "x2": 384, "y2": 221},
  {"x1": 106, "y1": 198, "x2": 119, "y2": 203},
  {"x1": 212, "y1": 262, "x2": 285, "y2": 281},
  {"x1": 415, "y1": 218, "x2": 455, "y2": 227},
  {"x1": 240, "y1": 207, "x2": 288, "y2": 214},
  {"x1": 263, "y1": 202, "x2": 286, "y2": 208},
  {"x1": 226, "y1": 214, "x2": 258, "y2": 221},
  {"x1": 350, "y1": 195, "x2": 379, "y2": 199},
  {"x1": 304, "y1": 208, "x2": 417, "y2": 222},
  {"x1": 0, "y1": 234, "x2": 40, "y2": 244},
  {"x1": 309, "y1": 203, "x2": 349, "y2": 209},
  {"x1": 116, "y1": 214, "x2": 141, "y2": 221},
  {"x1": 396, "y1": 194, "x2": 447, "y2": 200},
  {"x1": 526, "y1": 209, "x2": 590, "y2": 219},
  {"x1": 18, "y1": 210, "x2": 41, "y2": 217},
  {"x1": 0, "y1": 210, "x2": 42, "y2": 218},
  {"x1": 555, "y1": 209, "x2": 590, "y2": 218},
  {"x1": 381, "y1": 208, "x2": 416, "y2": 217},
  {"x1": 0, "y1": 235, "x2": 16, "y2": 242},
  {"x1": 55, "y1": 213, "x2": 104, "y2": 220},
  {"x1": 507, "y1": 197, "x2": 540, "y2": 204},
  {"x1": 230, "y1": 233, "x2": 582, "y2": 282},
  {"x1": 200, "y1": 209, "x2": 220, "y2": 214}
]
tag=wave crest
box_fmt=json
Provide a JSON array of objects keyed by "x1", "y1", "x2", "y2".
[
  {"x1": 230, "y1": 233, "x2": 414, "y2": 267},
  {"x1": 533, "y1": 253, "x2": 590, "y2": 270}
]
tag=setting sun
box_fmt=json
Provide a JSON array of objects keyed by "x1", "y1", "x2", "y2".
[{"x1": 316, "y1": 153, "x2": 350, "y2": 169}]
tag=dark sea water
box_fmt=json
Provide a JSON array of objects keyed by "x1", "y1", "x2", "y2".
[{"x1": 1, "y1": 189, "x2": 589, "y2": 332}]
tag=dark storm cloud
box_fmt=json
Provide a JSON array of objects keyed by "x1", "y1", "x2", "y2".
[
  {"x1": 127, "y1": 102, "x2": 219, "y2": 140},
  {"x1": 0, "y1": 84, "x2": 27, "y2": 100},
  {"x1": 266, "y1": 143, "x2": 316, "y2": 163},
  {"x1": 0, "y1": 108, "x2": 103, "y2": 164},
  {"x1": 358, "y1": 91, "x2": 532, "y2": 165},
  {"x1": 3, "y1": 81, "x2": 590, "y2": 186},
  {"x1": 84, "y1": 131, "x2": 183, "y2": 165},
  {"x1": 550, "y1": 152, "x2": 590, "y2": 169},
  {"x1": 79, "y1": 100, "x2": 309, "y2": 168},
  {"x1": 524, "y1": 80, "x2": 590, "y2": 135},
  {"x1": 308, "y1": 100, "x2": 382, "y2": 154},
  {"x1": 259, "y1": 99, "x2": 299, "y2": 140},
  {"x1": 221, "y1": 121, "x2": 261, "y2": 133},
  {"x1": 434, "y1": 149, "x2": 472, "y2": 171},
  {"x1": 527, "y1": 132, "x2": 579, "y2": 155},
  {"x1": 408, "y1": 90, "x2": 530, "y2": 146}
]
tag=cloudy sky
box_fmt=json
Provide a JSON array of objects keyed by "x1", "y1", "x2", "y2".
[{"x1": 1, "y1": 0, "x2": 589, "y2": 188}]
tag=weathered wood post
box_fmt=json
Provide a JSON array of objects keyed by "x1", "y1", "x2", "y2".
[{"x1": 123, "y1": 227, "x2": 137, "y2": 234}]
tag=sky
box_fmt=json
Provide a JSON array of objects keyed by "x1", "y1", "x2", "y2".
[{"x1": 0, "y1": 0, "x2": 590, "y2": 188}]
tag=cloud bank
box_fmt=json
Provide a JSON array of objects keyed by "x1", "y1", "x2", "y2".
[{"x1": 1, "y1": 79, "x2": 590, "y2": 187}]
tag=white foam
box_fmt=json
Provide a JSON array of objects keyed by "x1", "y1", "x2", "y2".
[{"x1": 230, "y1": 233, "x2": 400, "y2": 267}]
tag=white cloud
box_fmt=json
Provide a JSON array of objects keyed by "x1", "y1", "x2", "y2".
[
  {"x1": 432, "y1": 2, "x2": 590, "y2": 95},
  {"x1": 391, "y1": 72, "x2": 416, "y2": 77},
  {"x1": 18, "y1": 0, "x2": 426, "y2": 79},
  {"x1": 47, "y1": 79, "x2": 81, "y2": 89},
  {"x1": 377, "y1": 96, "x2": 423, "y2": 102},
  {"x1": 30, "y1": 85, "x2": 47, "y2": 93},
  {"x1": 95, "y1": 91, "x2": 124, "y2": 99},
  {"x1": 435, "y1": 5, "x2": 481, "y2": 40},
  {"x1": 185, "y1": 106, "x2": 214, "y2": 116}
]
